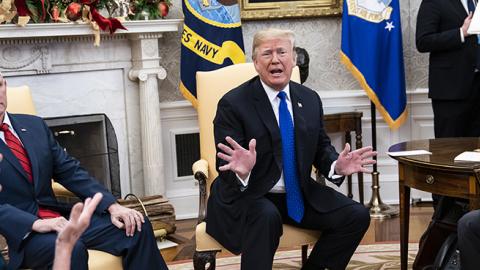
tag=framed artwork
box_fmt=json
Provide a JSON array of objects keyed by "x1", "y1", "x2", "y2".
[{"x1": 239, "y1": 0, "x2": 342, "y2": 20}]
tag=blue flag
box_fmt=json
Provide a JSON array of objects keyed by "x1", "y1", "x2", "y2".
[
  {"x1": 180, "y1": 0, "x2": 246, "y2": 108},
  {"x1": 341, "y1": 0, "x2": 407, "y2": 129}
]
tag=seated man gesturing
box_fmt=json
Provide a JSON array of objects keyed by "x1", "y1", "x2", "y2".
[{"x1": 0, "y1": 72, "x2": 167, "y2": 270}]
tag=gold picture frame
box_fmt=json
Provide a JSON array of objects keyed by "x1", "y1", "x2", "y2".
[{"x1": 239, "y1": 0, "x2": 343, "y2": 20}]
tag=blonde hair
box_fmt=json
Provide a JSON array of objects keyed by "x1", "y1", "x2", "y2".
[{"x1": 252, "y1": 28, "x2": 296, "y2": 60}]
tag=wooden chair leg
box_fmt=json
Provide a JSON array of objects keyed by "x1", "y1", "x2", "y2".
[
  {"x1": 193, "y1": 250, "x2": 218, "y2": 270},
  {"x1": 301, "y1": 244, "x2": 308, "y2": 265}
]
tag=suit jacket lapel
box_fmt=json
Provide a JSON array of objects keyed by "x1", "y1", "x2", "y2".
[
  {"x1": 0, "y1": 139, "x2": 27, "y2": 181},
  {"x1": 289, "y1": 83, "x2": 307, "y2": 179},
  {"x1": 450, "y1": 0, "x2": 468, "y2": 20},
  {"x1": 251, "y1": 77, "x2": 283, "y2": 171},
  {"x1": 9, "y1": 115, "x2": 40, "y2": 189}
]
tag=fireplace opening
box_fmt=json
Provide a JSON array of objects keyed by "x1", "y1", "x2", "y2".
[{"x1": 44, "y1": 114, "x2": 121, "y2": 198}]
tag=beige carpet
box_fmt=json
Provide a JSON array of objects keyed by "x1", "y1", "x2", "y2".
[{"x1": 168, "y1": 243, "x2": 418, "y2": 269}]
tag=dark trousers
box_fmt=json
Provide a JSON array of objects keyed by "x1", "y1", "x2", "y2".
[
  {"x1": 18, "y1": 214, "x2": 167, "y2": 270},
  {"x1": 239, "y1": 193, "x2": 370, "y2": 270},
  {"x1": 431, "y1": 74, "x2": 480, "y2": 139},
  {"x1": 458, "y1": 210, "x2": 480, "y2": 270}
]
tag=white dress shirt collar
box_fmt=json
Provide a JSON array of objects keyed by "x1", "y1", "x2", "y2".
[{"x1": 260, "y1": 80, "x2": 291, "y2": 103}]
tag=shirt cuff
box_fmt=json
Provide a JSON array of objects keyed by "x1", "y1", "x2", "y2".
[
  {"x1": 328, "y1": 160, "x2": 343, "y2": 179},
  {"x1": 236, "y1": 172, "x2": 251, "y2": 191},
  {"x1": 460, "y1": 28, "x2": 465, "y2": 43}
]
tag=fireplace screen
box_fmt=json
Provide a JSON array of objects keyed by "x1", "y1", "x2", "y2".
[{"x1": 44, "y1": 114, "x2": 121, "y2": 198}]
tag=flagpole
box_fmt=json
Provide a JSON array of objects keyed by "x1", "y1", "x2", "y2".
[{"x1": 365, "y1": 101, "x2": 399, "y2": 219}]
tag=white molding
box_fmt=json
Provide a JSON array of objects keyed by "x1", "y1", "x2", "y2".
[{"x1": 0, "y1": 19, "x2": 183, "y2": 39}]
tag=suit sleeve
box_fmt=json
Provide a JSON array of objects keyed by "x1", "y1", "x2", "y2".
[
  {"x1": 312, "y1": 94, "x2": 344, "y2": 186},
  {"x1": 42, "y1": 120, "x2": 116, "y2": 213},
  {"x1": 416, "y1": 0, "x2": 463, "y2": 53},
  {"x1": 213, "y1": 97, "x2": 250, "y2": 191},
  {"x1": 0, "y1": 204, "x2": 38, "y2": 251}
]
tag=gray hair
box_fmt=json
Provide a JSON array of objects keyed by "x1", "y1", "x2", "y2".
[{"x1": 252, "y1": 28, "x2": 296, "y2": 60}]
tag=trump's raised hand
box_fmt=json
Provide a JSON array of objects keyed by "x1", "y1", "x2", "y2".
[
  {"x1": 217, "y1": 136, "x2": 256, "y2": 180},
  {"x1": 335, "y1": 143, "x2": 377, "y2": 176}
]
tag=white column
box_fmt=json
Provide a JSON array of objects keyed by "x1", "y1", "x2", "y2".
[{"x1": 128, "y1": 34, "x2": 167, "y2": 196}]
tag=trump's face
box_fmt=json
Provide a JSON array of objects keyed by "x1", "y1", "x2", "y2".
[
  {"x1": 0, "y1": 76, "x2": 6, "y2": 122},
  {"x1": 253, "y1": 37, "x2": 296, "y2": 91}
]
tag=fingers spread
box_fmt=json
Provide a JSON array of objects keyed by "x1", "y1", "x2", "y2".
[
  {"x1": 217, "y1": 152, "x2": 232, "y2": 162},
  {"x1": 217, "y1": 143, "x2": 233, "y2": 155},
  {"x1": 340, "y1": 143, "x2": 350, "y2": 156},
  {"x1": 70, "y1": 202, "x2": 84, "y2": 222},
  {"x1": 248, "y1": 139, "x2": 256, "y2": 154},
  {"x1": 351, "y1": 146, "x2": 374, "y2": 156},
  {"x1": 225, "y1": 136, "x2": 242, "y2": 150},
  {"x1": 361, "y1": 159, "x2": 376, "y2": 166},
  {"x1": 219, "y1": 164, "x2": 231, "y2": 171}
]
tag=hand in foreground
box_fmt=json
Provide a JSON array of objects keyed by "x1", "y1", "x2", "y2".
[
  {"x1": 217, "y1": 136, "x2": 256, "y2": 180},
  {"x1": 335, "y1": 143, "x2": 377, "y2": 176},
  {"x1": 53, "y1": 193, "x2": 103, "y2": 270},
  {"x1": 56, "y1": 193, "x2": 103, "y2": 246},
  {"x1": 108, "y1": 203, "x2": 145, "y2": 237}
]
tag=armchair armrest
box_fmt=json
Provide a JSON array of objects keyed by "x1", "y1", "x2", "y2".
[
  {"x1": 52, "y1": 181, "x2": 76, "y2": 198},
  {"x1": 192, "y1": 159, "x2": 208, "y2": 224}
]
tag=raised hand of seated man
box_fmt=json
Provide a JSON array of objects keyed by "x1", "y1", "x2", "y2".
[
  {"x1": 335, "y1": 143, "x2": 377, "y2": 176},
  {"x1": 217, "y1": 136, "x2": 257, "y2": 180}
]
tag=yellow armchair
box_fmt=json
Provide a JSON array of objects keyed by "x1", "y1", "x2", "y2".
[
  {"x1": 192, "y1": 63, "x2": 321, "y2": 269},
  {"x1": 6, "y1": 85, "x2": 122, "y2": 270}
]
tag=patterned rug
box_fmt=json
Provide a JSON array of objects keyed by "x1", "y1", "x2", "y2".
[{"x1": 168, "y1": 243, "x2": 418, "y2": 269}]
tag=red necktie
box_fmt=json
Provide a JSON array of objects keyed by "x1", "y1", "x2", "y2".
[
  {"x1": 1, "y1": 123, "x2": 32, "y2": 182},
  {"x1": 1, "y1": 123, "x2": 60, "y2": 219}
]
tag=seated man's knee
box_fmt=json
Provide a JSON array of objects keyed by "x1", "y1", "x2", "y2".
[
  {"x1": 351, "y1": 204, "x2": 371, "y2": 232},
  {"x1": 458, "y1": 210, "x2": 480, "y2": 237},
  {"x1": 248, "y1": 200, "x2": 282, "y2": 230}
]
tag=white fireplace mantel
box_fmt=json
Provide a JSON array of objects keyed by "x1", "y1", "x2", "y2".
[
  {"x1": 0, "y1": 19, "x2": 182, "y2": 39},
  {"x1": 0, "y1": 19, "x2": 183, "y2": 197}
]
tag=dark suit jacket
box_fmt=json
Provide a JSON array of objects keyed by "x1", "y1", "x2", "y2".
[
  {"x1": 416, "y1": 0, "x2": 478, "y2": 100},
  {"x1": 0, "y1": 113, "x2": 116, "y2": 268},
  {"x1": 205, "y1": 76, "x2": 354, "y2": 254}
]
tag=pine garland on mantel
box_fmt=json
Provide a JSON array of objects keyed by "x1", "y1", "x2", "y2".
[
  {"x1": 0, "y1": 0, "x2": 172, "y2": 45},
  {"x1": 0, "y1": 0, "x2": 171, "y2": 26}
]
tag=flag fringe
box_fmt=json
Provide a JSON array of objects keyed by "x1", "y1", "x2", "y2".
[
  {"x1": 180, "y1": 82, "x2": 198, "y2": 109},
  {"x1": 339, "y1": 51, "x2": 407, "y2": 130}
]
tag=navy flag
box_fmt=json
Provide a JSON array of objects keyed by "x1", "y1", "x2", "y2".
[
  {"x1": 180, "y1": 0, "x2": 246, "y2": 108},
  {"x1": 341, "y1": 0, "x2": 407, "y2": 129}
]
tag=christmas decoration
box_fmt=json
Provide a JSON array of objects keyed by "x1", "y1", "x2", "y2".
[
  {"x1": 65, "y1": 2, "x2": 81, "y2": 21},
  {"x1": 0, "y1": 0, "x2": 172, "y2": 24},
  {"x1": 0, "y1": 0, "x2": 172, "y2": 44}
]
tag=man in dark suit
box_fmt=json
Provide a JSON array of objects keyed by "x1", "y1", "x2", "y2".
[
  {"x1": 0, "y1": 73, "x2": 167, "y2": 270},
  {"x1": 416, "y1": 0, "x2": 480, "y2": 138},
  {"x1": 206, "y1": 28, "x2": 376, "y2": 270},
  {"x1": 416, "y1": 1, "x2": 480, "y2": 266}
]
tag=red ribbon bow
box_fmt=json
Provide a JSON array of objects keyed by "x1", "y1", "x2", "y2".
[{"x1": 81, "y1": 0, "x2": 127, "y2": 34}]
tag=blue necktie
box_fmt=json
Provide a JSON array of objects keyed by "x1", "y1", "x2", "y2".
[
  {"x1": 278, "y1": 91, "x2": 304, "y2": 223},
  {"x1": 468, "y1": 0, "x2": 475, "y2": 13}
]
